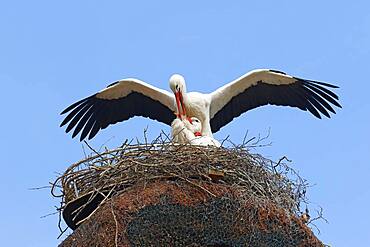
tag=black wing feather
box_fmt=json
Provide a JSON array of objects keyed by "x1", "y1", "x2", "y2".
[
  {"x1": 304, "y1": 83, "x2": 341, "y2": 107},
  {"x1": 303, "y1": 85, "x2": 336, "y2": 114},
  {"x1": 210, "y1": 79, "x2": 341, "y2": 133},
  {"x1": 60, "y1": 99, "x2": 91, "y2": 127},
  {"x1": 305, "y1": 81, "x2": 339, "y2": 100},
  {"x1": 60, "y1": 96, "x2": 94, "y2": 115},
  {"x1": 65, "y1": 103, "x2": 93, "y2": 133},
  {"x1": 61, "y1": 92, "x2": 175, "y2": 141}
]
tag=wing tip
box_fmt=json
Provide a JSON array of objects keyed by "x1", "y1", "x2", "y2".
[
  {"x1": 297, "y1": 77, "x2": 340, "y2": 89},
  {"x1": 60, "y1": 107, "x2": 71, "y2": 115},
  {"x1": 71, "y1": 131, "x2": 79, "y2": 139},
  {"x1": 310, "y1": 80, "x2": 339, "y2": 89}
]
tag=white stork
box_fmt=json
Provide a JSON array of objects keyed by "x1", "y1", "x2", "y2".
[
  {"x1": 171, "y1": 117, "x2": 221, "y2": 147},
  {"x1": 60, "y1": 69, "x2": 341, "y2": 141}
]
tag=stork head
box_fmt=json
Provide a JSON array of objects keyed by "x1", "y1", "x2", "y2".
[
  {"x1": 169, "y1": 74, "x2": 188, "y2": 118},
  {"x1": 189, "y1": 117, "x2": 202, "y2": 133},
  {"x1": 169, "y1": 74, "x2": 186, "y2": 94}
]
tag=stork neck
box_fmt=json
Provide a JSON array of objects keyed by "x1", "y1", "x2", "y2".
[{"x1": 180, "y1": 91, "x2": 189, "y2": 105}]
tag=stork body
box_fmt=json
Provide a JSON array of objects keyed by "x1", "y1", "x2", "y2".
[
  {"x1": 171, "y1": 117, "x2": 220, "y2": 147},
  {"x1": 171, "y1": 117, "x2": 200, "y2": 144},
  {"x1": 61, "y1": 69, "x2": 341, "y2": 141},
  {"x1": 181, "y1": 92, "x2": 212, "y2": 137},
  {"x1": 191, "y1": 134, "x2": 221, "y2": 147}
]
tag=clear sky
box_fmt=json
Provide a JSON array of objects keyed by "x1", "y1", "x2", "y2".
[{"x1": 0, "y1": 1, "x2": 369, "y2": 246}]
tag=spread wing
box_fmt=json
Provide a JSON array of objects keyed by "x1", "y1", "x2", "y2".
[
  {"x1": 209, "y1": 69, "x2": 341, "y2": 132},
  {"x1": 60, "y1": 79, "x2": 176, "y2": 141}
]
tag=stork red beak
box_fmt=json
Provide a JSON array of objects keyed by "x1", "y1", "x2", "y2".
[
  {"x1": 175, "y1": 91, "x2": 193, "y2": 124},
  {"x1": 175, "y1": 91, "x2": 192, "y2": 124},
  {"x1": 175, "y1": 91, "x2": 183, "y2": 118}
]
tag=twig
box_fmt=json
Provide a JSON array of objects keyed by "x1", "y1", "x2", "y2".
[
  {"x1": 220, "y1": 135, "x2": 230, "y2": 147},
  {"x1": 110, "y1": 200, "x2": 119, "y2": 247},
  {"x1": 166, "y1": 172, "x2": 216, "y2": 197},
  {"x1": 29, "y1": 186, "x2": 50, "y2": 190}
]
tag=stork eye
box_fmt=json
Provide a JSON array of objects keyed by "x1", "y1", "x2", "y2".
[{"x1": 175, "y1": 85, "x2": 179, "y2": 90}]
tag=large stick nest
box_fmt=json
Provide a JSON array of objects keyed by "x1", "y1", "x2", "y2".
[{"x1": 52, "y1": 137, "x2": 310, "y2": 232}]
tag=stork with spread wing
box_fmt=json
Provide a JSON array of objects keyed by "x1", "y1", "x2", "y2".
[{"x1": 60, "y1": 69, "x2": 341, "y2": 141}]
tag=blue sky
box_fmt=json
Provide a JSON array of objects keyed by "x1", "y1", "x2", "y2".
[{"x1": 0, "y1": 1, "x2": 369, "y2": 246}]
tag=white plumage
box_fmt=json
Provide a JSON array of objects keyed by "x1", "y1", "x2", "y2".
[{"x1": 171, "y1": 117, "x2": 221, "y2": 147}]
